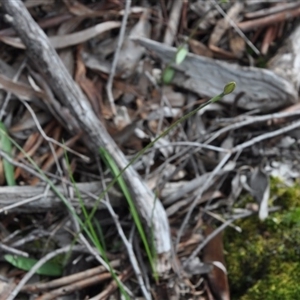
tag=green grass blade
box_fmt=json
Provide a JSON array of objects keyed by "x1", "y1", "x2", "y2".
[
  {"x1": 99, "y1": 147, "x2": 156, "y2": 275},
  {"x1": 63, "y1": 150, "x2": 129, "y2": 299},
  {"x1": 0, "y1": 131, "x2": 129, "y2": 299},
  {"x1": 4, "y1": 254, "x2": 62, "y2": 277},
  {"x1": 0, "y1": 122, "x2": 16, "y2": 186}
]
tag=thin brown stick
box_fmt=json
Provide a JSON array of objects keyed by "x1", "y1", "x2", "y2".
[
  {"x1": 36, "y1": 273, "x2": 113, "y2": 300},
  {"x1": 89, "y1": 266, "x2": 134, "y2": 300},
  {"x1": 238, "y1": 6, "x2": 300, "y2": 32},
  {"x1": 244, "y1": 2, "x2": 300, "y2": 19},
  {"x1": 22, "y1": 260, "x2": 120, "y2": 293}
]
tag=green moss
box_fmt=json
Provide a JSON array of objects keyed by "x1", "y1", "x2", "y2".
[
  {"x1": 241, "y1": 262, "x2": 300, "y2": 300},
  {"x1": 224, "y1": 177, "x2": 300, "y2": 299}
]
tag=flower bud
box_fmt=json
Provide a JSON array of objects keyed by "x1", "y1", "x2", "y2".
[{"x1": 223, "y1": 81, "x2": 236, "y2": 95}]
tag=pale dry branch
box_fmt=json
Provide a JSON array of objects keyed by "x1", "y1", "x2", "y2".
[
  {"x1": 2, "y1": 0, "x2": 171, "y2": 273},
  {"x1": 0, "y1": 182, "x2": 122, "y2": 213},
  {"x1": 106, "y1": 0, "x2": 131, "y2": 115}
]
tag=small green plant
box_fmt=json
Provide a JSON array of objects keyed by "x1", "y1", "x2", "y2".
[
  {"x1": 64, "y1": 150, "x2": 128, "y2": 297},
  {"x1": 4, "y1": 254, "x2": 62, "y2": 277},
  {"x1": 0, "y1": 81, "x2": 236, "y2": 297},
  {"x1": 3, "y1": 136, "x2": 130, "y2": 299},
  {"x1": 94, "y1": 81, "x2": 236, "y2": 276},
  {"x1": 162, "y1": 45, "x2": 188, "y2": 84}
]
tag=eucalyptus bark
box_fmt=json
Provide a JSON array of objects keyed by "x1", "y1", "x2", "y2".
[{"x1": 135, "y1": 37, "x2": 298, "y2": 112}]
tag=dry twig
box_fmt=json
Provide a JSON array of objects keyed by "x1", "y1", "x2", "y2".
[{"x1": 106, "y1": 0, "x2": 131, "y2": 115}]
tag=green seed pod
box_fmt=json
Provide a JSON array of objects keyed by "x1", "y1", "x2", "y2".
[{"x1": 223, "y1": 81, "x2": 236, "y2": 95}]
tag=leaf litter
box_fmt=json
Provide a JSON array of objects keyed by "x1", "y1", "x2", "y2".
[{"x1": 0, "y1": 1, "x2": 299, "y2": 299}]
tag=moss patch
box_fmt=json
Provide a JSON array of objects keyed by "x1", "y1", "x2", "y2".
[{"x1": 224, "y1": 177, "x2": 300, "y2": 299}]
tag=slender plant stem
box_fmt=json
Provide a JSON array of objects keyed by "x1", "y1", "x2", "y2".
[{"x1": 88, "y1": 92, "x2": 226, "y2": 225}]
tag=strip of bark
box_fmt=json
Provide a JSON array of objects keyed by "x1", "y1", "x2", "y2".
[{"x1": 134, "y1": 37, "x2": 297, "y2": 112}]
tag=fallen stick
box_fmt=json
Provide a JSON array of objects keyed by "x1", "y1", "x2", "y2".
[
  {"x1": 0, "y1": 182, "x2": 122, "y2": 213},
  {"x1": 2, "y1": 0, "x2": 171, "y2": 273},
  {"x1": 134, "y1": 37, "x2": 298, "y2": 112}
]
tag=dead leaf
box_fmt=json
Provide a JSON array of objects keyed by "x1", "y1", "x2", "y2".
[
  {"x1": 0, "y1": 21, "x2": 121, "y2": 49},
  {"x1": 30, "y1": 133, "x2": 81, "y2": 185},
  {"x1": 248, "y1": 167, "x2": 270, "y2": 220},
  {"x1": 75, "y1": 46, "x2": 101, "y2": 118},
  {"x1": 162, "y1": 86, "x2": 186, "y2": 107},
  {"x1": 229, "y1": 32, "x2": 246, "y2": 58},
  {"x1": 117, "y1": 10, "x2": 151, "y2": 78},
  {"x1": 0, "y1": 159, "x2": 5, "y2": 185},
  {"x1": 59, "y1": 49, "x2": 75, "y2": 76},
  {"x1": 202, "y1": 223, "x2": 230, "y2": 300},
  {"x1": 189, "y1": 39, "x2": 213, "y2": 58},
  {"x1": 0, "y1": 74, "x2": 44, "y2": 101},
  {"x1": 209, "y1": 2, "x2": 243, "y2": 47},
  {"x1": 10, "y1": 110, "x2": 51, "y2": 133},
  {"x1": 63, "y1": 0, "x2": 95, "y2": 16}
]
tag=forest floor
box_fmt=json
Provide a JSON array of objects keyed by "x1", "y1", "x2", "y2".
[{"x1": 0, "y1": 1, "x2": 300, "y2": 299}]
